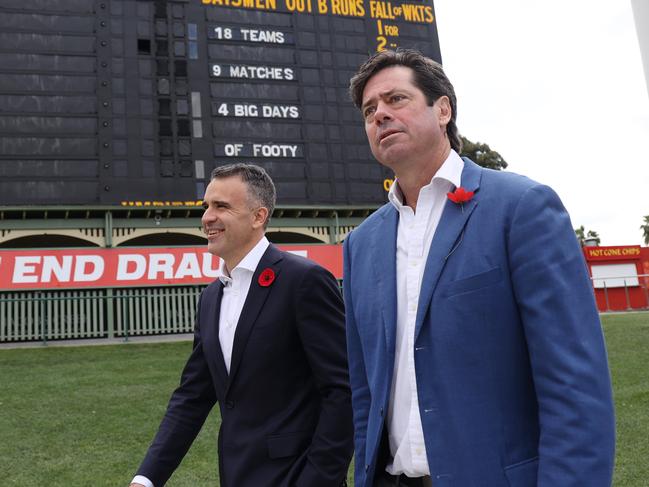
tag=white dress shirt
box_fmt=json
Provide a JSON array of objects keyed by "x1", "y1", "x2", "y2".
[
  {"x1": 385, "y1": 150, "x2": 463, "y2": 477},
  {"x1": 217, "y1": 236, "x2": 269, "y2": 373},
  {"x1": 132, "y1": 236, "x2": 270, "y2": 487}
]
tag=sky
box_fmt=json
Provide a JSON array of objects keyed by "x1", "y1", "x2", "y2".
[{"x1": 433, "y1": 0, "x2": 649, "y2": 246}]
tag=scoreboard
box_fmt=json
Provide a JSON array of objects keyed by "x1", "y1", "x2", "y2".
[{"x1": 0, "y1": 0, "x2": 441, "y2": 207}]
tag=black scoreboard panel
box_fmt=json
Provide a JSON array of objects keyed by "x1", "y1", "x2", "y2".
[{"x1": 0, "y1": 0, "x2": 441, "y2": 206}]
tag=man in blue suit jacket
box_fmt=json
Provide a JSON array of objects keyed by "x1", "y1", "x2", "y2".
[
  {"x1": 130, "y1": 164, "x2": 353, "y2": 486},
  {"x1": 344, "y1": 49, "x2": 615, "y2": 487}
]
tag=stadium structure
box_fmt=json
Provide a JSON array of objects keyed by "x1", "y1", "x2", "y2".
[{"x1": 0, "y1": 0, "x2": 442, "y2": 342}]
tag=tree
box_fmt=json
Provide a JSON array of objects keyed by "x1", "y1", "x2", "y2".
[
  {"x1": 641, "y1": 215, "x2": 649, "y2": 245},
  {"x1": 460, "y1": 136, "x2": 508, "y2": 170},
  {"x1": 575, "y1": 225, "x2": 601, "y2": 246}
]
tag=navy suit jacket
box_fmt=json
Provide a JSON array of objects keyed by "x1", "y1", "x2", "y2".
[
  {"x1": 344, "y1": 159, "x2": 615, "y2": 487},
  {"x1": 137, "y1": 244, "x2": 354, "y2": 486}
]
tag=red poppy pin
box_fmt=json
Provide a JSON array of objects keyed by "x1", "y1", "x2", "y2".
[
  {"x1": 258, "y1": 268, "x2": 275, "y2": 287},
  {"x1": 447, "y1": 187, "x2": 475, "y2": 204}
]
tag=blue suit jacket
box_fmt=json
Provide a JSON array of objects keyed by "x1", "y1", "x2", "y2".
[{"x1": 343, "y1": 159, "x2": 615, "y2": 487}]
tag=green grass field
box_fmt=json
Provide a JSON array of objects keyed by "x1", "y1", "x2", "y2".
[{"x1": 0, "y1": 312, "x2": 647, "y2": 486}]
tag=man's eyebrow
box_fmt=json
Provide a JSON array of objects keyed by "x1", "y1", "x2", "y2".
[
  {"x1": 362, "y1": 89, "x2": 397, "y2": 110},
  {"x1": 204, "y1": 199, "x2": 230, "y2": 207},
  {"x1": 360, "y1": 97, "x2": 375, "y2": 112}
]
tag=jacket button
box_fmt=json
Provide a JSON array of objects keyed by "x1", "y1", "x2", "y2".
[
  {"x1": 380, "y1": 407, "x2": 384, "y2": 417},
  {"x1": 225, "y1": 400, "x2": 234, "y2": 409},
  {"x1": 365, "y1": 464, "x2": 369, "y2": 472}
]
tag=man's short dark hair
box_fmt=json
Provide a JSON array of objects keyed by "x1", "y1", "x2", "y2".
[
  {"x1": 349, "y1": 48, "x2": 462, "y2": 153},
  {"x1": 210, "y1": 163, "x2": 276, "y2": 228}
]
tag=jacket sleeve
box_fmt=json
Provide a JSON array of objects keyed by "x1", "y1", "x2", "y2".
[
  {"x1": 343, "y1": 234, "x2": 372, "y2": 487},
  {"x1": 292, "y1": 264, "x2": 354, "y2": 487},
  {"x1": 507, "y1": 184, "x2": 615, "y2": 486},
  {"x1": 136, "y1": 292, "x2": 217, "y2": 486}
]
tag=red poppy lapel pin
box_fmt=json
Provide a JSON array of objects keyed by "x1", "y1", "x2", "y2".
[
  {"x1": 258, "y1": 268, "x2": 275, "y2": 287},
  {"x1": 447, "y1": 186, "x2": 474, "y2": 212}
]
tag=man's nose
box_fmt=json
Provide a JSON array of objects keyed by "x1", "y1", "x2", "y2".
[
  {"x1": 201, "y1": 209, "x2": 214, "y2": 224},
  {"x1": 372, "y1": 102, "x2": 393, "y2": 124}
]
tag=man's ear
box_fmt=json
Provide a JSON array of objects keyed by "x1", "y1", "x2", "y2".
[
  {"x1": 436, "y1": 96, "x2": 452, "y2": 126},
  {"x1": 252, "y1": 206, "x2": 269, "y2": 229}
]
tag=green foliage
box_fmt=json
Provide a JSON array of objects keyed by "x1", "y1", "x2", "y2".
[
  {"x1": 640, "y1": 215, "x2": 649, "y2": 245},
  {"x1": 575, "y1": 225, "x2": 601, "y2": 246},
  {"x1": 460, "y1": 136, "x2": 508, "y2": 170},
  {"x1": 2, "y1": 315, "x2": 649, "y2": 486}
]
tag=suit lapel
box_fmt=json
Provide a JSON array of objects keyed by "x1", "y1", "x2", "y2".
[
  {"x1": 206, "y1": 281, "x2": 229, "y2": 391},
  {"x1": 415, "y1": 159, "x2": 482, "y2": 341},
  {"x1": 225, "y1": 244, "x2": 282, "y2": 394},
  {"x1": 372, "y1": 206, "x2": 399, "y2": 367}
]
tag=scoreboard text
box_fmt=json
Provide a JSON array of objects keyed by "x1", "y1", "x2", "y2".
[{"x1": 0, "y1": 0, "x2": 441, "y2": 206}]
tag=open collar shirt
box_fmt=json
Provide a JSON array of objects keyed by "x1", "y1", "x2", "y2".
[
  {"x1": 217, "y1": 236, "x2": 270, "y2": 373},
  {"x1": 385, "y1": 150, "x2": 463, "y2": 477}
]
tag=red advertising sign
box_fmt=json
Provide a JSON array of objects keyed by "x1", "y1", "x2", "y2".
[
  {"x1": 583, "y1": 245, "x2": 642, "y2": 261},
  {"x1": 0, "y1": 245, "x2": 343, "y2": 290}
]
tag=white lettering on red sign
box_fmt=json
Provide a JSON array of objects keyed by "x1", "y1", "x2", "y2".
[
  {"x1": 42, "y1": 255, "x2": 74, "y2": 283},
  {"x1": 0, "y1": 246, "x2": 340, "y2": 290},
  {"x1": 13, "y1": 256, "x2": 41, "y2": 284},
  {"x1": 74, "y1": 255, "x2": 104, "y2": 282},
  {"x1": 116, "y1": 254, "x2": 147, "y2": 281},
  {"x1": 13, "y1": 255, "x2": 104, "y2": 284}
]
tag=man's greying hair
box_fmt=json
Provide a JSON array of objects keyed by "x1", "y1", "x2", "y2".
[
  {"x1": 349, "y1": 48, "x2": 462, "y2": 153},
  {"x1": 210, "y1": 163, "x2": 276, "y2": 228}
]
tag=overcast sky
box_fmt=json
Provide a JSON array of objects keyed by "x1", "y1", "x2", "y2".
[{"x1": 434, "y1": 0, "x2": 649, "y2": 246}]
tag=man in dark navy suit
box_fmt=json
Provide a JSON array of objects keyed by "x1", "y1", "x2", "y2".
[{"x1": 131, "y1": 163, "x2": 353, "y2": 487}]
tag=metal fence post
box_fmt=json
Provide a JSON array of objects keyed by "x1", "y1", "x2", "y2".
[
  {"x1": 123, "y1": 291, "x2": 130, "y2": 343},
  {"x1": 624, "y1": 279, "x2": 632, "y2": 310},
  {"x1": 39, "y1": 292, "x2": 47, "y2": 346},
  {"x1": 106, "y1": 288, "x2": 115, "y2": 339},
  {"x1": 603, "y1": 281, "x2": 610, "y2": 311}
]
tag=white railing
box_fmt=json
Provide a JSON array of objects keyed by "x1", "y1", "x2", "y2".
[
  {"x1": 589, "y1": 273, "x2": 649, "y2": 311},
  {"x1": 0, "y1": 286, "x2": 204, "y2": 343}
]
